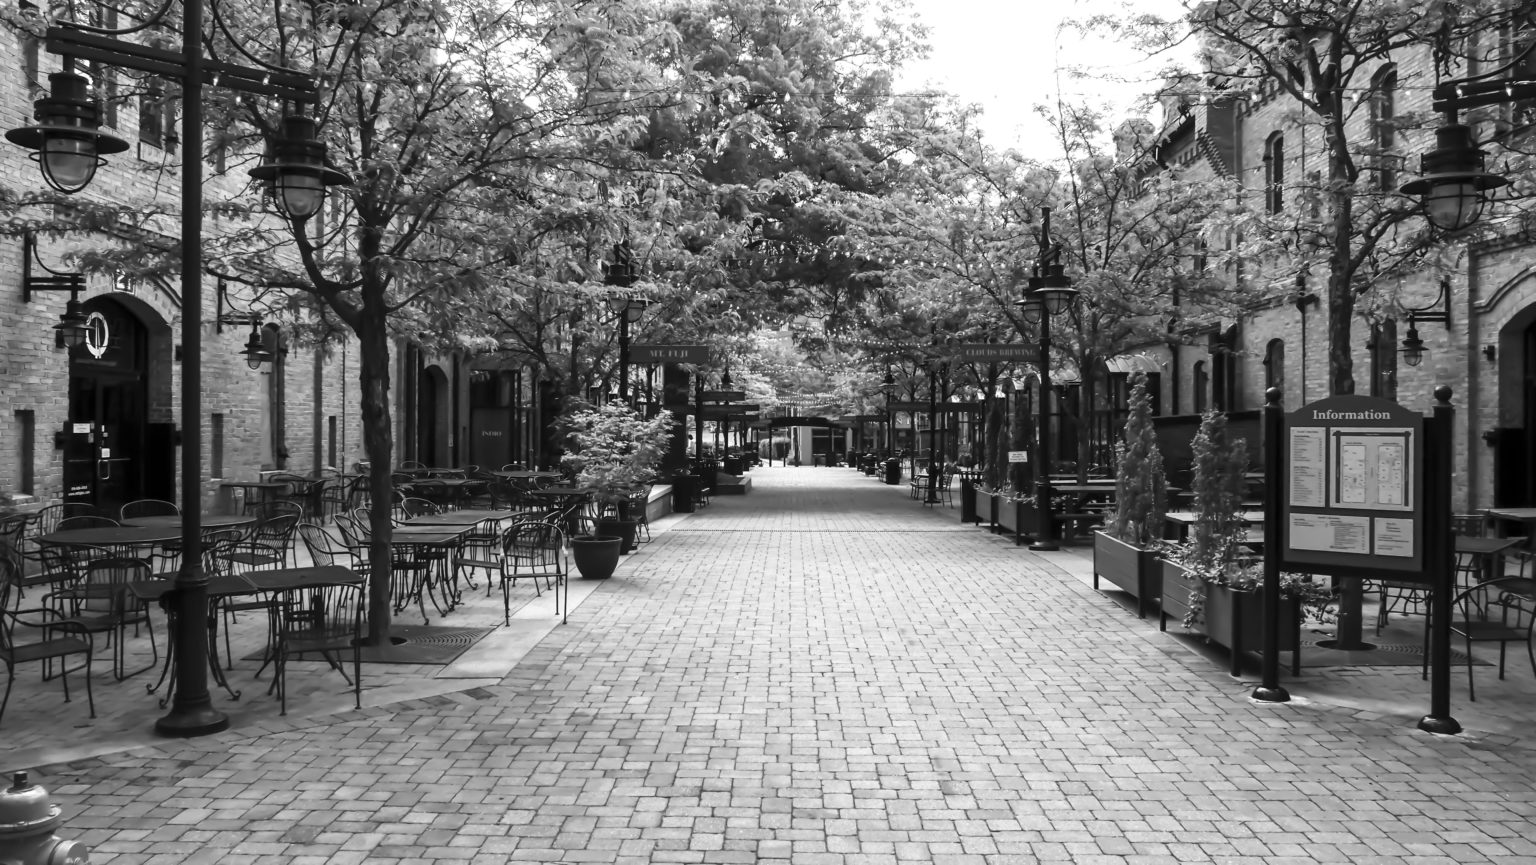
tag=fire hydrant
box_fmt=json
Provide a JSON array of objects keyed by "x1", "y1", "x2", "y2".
[{"x1": 0, "y1": 772, "x2": 91, "y2": 865}]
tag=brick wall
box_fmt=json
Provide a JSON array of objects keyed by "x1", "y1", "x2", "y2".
[{"x1": 0, "y1": 29, "x2": 369, "y2": 510}]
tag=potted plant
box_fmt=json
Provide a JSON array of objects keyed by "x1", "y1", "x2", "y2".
[
  {"x1": 559, "y1": 402, "x2": 674, "y2": 558},
  {"x1": 1092, "y1": 372, "x2": 1167, "y2": 618},
  {"x1": 1158, "y1": 409, "x2": 1309, "y2": 672}
]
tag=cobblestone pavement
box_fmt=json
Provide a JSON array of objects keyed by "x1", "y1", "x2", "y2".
[{"x1": 12, "y1": 466, "x2": 1536, "y2": 863}]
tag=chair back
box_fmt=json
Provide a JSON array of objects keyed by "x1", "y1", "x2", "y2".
[
  {"x1": 333, "y1": 513, "x2": 365, "y2": 549},
  {"x1": 401, "y1": 497, "x2": 441, "y2": 519},
  {"x1": 57, "y1": 515, "x2": 120, "y2": 531},
  {"x1": 299, "y1": 522, "x2": 353, "y2": 568},
  {"x1": 120, "y1": 499, "x2": 180, "y2": 521},
  {"x1": 201, "y1": 529, "x2": 247, "y2": 576},
  {"x1": 78, "y1": 556, "x2": 152, "y2": 622},
  {"x1": 248, "y1": 499, "x2": 304, "y2": 522}
]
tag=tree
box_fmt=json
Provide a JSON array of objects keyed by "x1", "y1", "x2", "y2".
[{"x1": 1120, "y1": 0, "x2": 1536, "y2": 396}]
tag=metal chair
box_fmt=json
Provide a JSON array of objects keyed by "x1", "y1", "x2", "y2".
[
  {"x1": 497, "y1": 520, "x2": 569, "y2": 625},
  {"x1": 0, "y1": 558, "x2": 95, "y2": 728},
  {"x1": 299, "y1": 523, "x2": 358, "y2": 570},
  {"x1": 56, "y1": 515, "x2": 119, "y2": 531},
  {"x1": 48, "y1": 555, "x2": 156, "y2": 681},
  {"x1": 1428, "y1": 576, "x2": 1536, "y2": 701},
  {"x1": 272, "y1": 577, "x2": 364, "y2": 715},
  {"x1": 119, "y1": 499, "x2": 180, "y2": 522}
]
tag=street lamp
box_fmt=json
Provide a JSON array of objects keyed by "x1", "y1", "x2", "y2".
[
  {"x1": 1015, "y1": 206, "x2": 1078, "y2": 552},
  {"x1": 881, "y1": 369, "x2": 896, "y2": 454},
  {"x1": 1400, "y1": 45, "x2": 1536, "y2": 230},
  {"x1": 1399, "y1": 277, "x2": 1452, "y2": 368},
  {"x1": 603, "y1": 240, "x2": 649, "y2": 403},
  {"x1": 7, "y1": 6, "x2": 348, "y2": 737}
]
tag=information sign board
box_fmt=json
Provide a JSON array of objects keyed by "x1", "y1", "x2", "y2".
[
  {"x1": 951, "y1": 343, "x2": 1040, "y2": 363},
  {"x1": 1007, "y1": 451, "x2": 1029, "y2": 463},
  {"x1": 1282, "y1": 395, "x2": 1424, "y2": 576}
]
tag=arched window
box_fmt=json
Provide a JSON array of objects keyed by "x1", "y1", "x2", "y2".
[
  {"x1": 1263, "y1": 339, "x2": 1285, "y2": 395},
  {"x1": 1369, "y1": 66, "x2": 1397, "y2": 191},
  {"x1": 1192, "y1": 361, "x2": 1208, "y2": 414},
  {"x1": 1263, "y1": 133, "x2": 1285, "y2": 214},
  {"x1": 260, "y1": 324, "x2": 287, "y2": 469}
]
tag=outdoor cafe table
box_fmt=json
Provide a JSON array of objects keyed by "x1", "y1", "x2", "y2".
[
  {"x1": 402, "y1": 509, "x2": 515, "y2": 527},
  {"x1": 119, "y1": 513, "x2": 258, "y2": 531},
  {"x1": 38, "y1": 524, "x2": 185, "y2": 554},
  {"x1": 219, "y1": 480, "x2": 290, "y2": 508},
  {"x1": 129, "y1": 564, "x2": 360, "y2": 706},
  {"x1": 361, "y1": 525, "x2": 473, "y2": 617},
  {"x1": 1163, "y1": 510, "x2": 1265, "y2": 543},
  {"x1": 1483, "y1": 507, "x2": 1536, "y2": 547},
  {"x1": 1455, "y1": 535, "x2": 1524, "y2": 586}
]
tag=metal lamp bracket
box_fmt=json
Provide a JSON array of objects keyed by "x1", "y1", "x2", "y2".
[{"x1": 22, "y1": 230, "x2": 85, "y2": 303}]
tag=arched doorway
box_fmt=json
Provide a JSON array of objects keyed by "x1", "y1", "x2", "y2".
[
  {"x1": 417, "y1": 364, "x2": 452, "y2": 468},
  {"x1": 63, "y1": 296, "x2": 172, "y2": 515}
]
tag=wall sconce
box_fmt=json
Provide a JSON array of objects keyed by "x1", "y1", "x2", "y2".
[
  {"x1": 22, "y1": 230, "x2": 90, "y2": 349},
  {"x1": 1483, "y1": 344, "x2": 1497, "y2": 362},
  {"x1": 217, "y1": 281, "x2": 274, "y2": 368},
  {"x1": 1400, "y1": 277, "x2": 1452, "y2": 368}
]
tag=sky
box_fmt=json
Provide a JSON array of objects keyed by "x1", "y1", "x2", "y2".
[{"x1": 898, "y1": 0, "x2": 1192, "y2": 157}]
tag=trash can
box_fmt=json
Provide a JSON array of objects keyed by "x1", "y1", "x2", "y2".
[
  {"x1": 672, "y1": 473, "x2": 696, "y2": 513},
  {"x1": 882, "y1": 458, "x2": 902, "y2": 485}
]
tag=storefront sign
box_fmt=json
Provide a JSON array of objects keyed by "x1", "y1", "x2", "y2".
[{"x1": 631, "y1": 344, "x2": 709, "y2": 364}]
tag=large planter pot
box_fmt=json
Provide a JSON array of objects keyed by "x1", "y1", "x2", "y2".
[
  {"x1": 595, "y1": 518, "x2": 640, "y2": 553},
  {"x1": 671, "y1": 473, "x2": 697, "y2": 513},
  {"x1": 571, "y1": 535, "x2": 623, "y2": 579},
  {"x1": 1092, "y1": 531, "x2": 1161, "y2": 619},
  {"x1": 959, "y1": 478, "x2": 978, "y2": 524},
  {"x1": 1160, "y1": 560, "x2": 1300, "y2": 674}
]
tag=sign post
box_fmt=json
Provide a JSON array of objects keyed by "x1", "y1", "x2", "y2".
[{"x1": 1268, "y1": 390, "x2": 1456, "y2": 732}]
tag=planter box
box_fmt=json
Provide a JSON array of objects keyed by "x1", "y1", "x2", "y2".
[
  {"x1": 993, "y1": 497, "x2": 1038, "y2": 546},
  {"x1": 1092, "y1": 531, "x2": 1161, "y2": 619},
  {"x1": 1160, "y1": 560, "x2": 1301, "y2": 674}
]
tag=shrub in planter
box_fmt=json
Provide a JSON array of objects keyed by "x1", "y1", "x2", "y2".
[{"x1": 1093, "y1": 372, "x2": 1167, "y2": 617}]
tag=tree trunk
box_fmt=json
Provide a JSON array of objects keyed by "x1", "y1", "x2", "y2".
[{"x1": 358, "y1": 302, "x2": 396, "y2": 646}]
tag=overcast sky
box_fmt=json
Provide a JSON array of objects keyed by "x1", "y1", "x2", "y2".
[{"x1": 899, "y1": 0, "x2": 1191, "y2": 156}]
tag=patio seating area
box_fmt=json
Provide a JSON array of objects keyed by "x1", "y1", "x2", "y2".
[{"x1": 0, "y1": 472, "x2": 616, "y2": 733}]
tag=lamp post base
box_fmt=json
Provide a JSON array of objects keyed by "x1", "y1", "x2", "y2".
[
  {"x1": 1250, "y1": 684, "x2": 1290, "y2": 703},
  {"x1": 154, "y1": 705, "x2": 229, "y2": 738},
  {"x1": 1417, "y1": 714, "x2": 1462, "y2": 736},
  {"x1": 1028, "y1": 540, "x2": 1060, "y2": 552}
]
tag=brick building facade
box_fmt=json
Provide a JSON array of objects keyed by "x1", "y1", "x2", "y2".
[{"x1": 1126, "y1": 41, "x2": 1536, "y2": 512}]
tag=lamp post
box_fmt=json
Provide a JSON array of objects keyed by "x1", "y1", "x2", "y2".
[
  {"x1": 1015, "y1": 206, "x2": 1078, "y2": 552},
  {"x1": 603, "y1": 240, "x2": 648, "y2": 404},
  {"x1": 881, "y1": 369, "x2": 896, "y2": 455},
  {"x1": 7, "y1": 7, "x2": 347, "y2": 736}
]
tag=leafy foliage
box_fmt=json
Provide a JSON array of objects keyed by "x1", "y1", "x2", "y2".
[
  {"x1": 559, "y1": 403, "x2": 676, "y2": 505},
  {"x1": 1106, "y1": 372, "x2": 1166, "y2": 546}
]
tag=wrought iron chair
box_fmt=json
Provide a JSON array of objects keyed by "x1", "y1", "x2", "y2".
[
  {"x1": 1, "y1": 558, "x2": 95, "y2": 728},
  {"x1": 55, "y1": 515, "x2": 120, "y2": 531},
  {"x1": 299, "y1": 523, "x2": 358, "y2": 570},
  {"x1": 119, "y1": 499, "x2": 180, "y2": 522},
  {"x1": 1424, "y1": 575, "x2": 1536, "y2": 701},
  {"x1": 48, "y1": 555, "x2": 156, "y2": 681},
  {"x1": 496, "y1": 520, "x2": 569, "y2": 626},
  {"x1": 272, "y1": 577, "x2": 364, "y2": 715}
]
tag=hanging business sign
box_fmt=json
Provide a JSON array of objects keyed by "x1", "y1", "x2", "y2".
[
  {"x1": 631, "y1": 344, "x2": 709, "y2": 364},
  {"x1": 1281, "y1": 395, "x2": 1424, "y2": 576},
  {"x1": 950, "y1": 343, "x2": 1039, "y2": 363}
]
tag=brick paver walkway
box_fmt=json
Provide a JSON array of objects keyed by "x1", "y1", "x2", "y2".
[{"x1": 14, "y1": 467, "x2": 1536, "y2": 863}]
